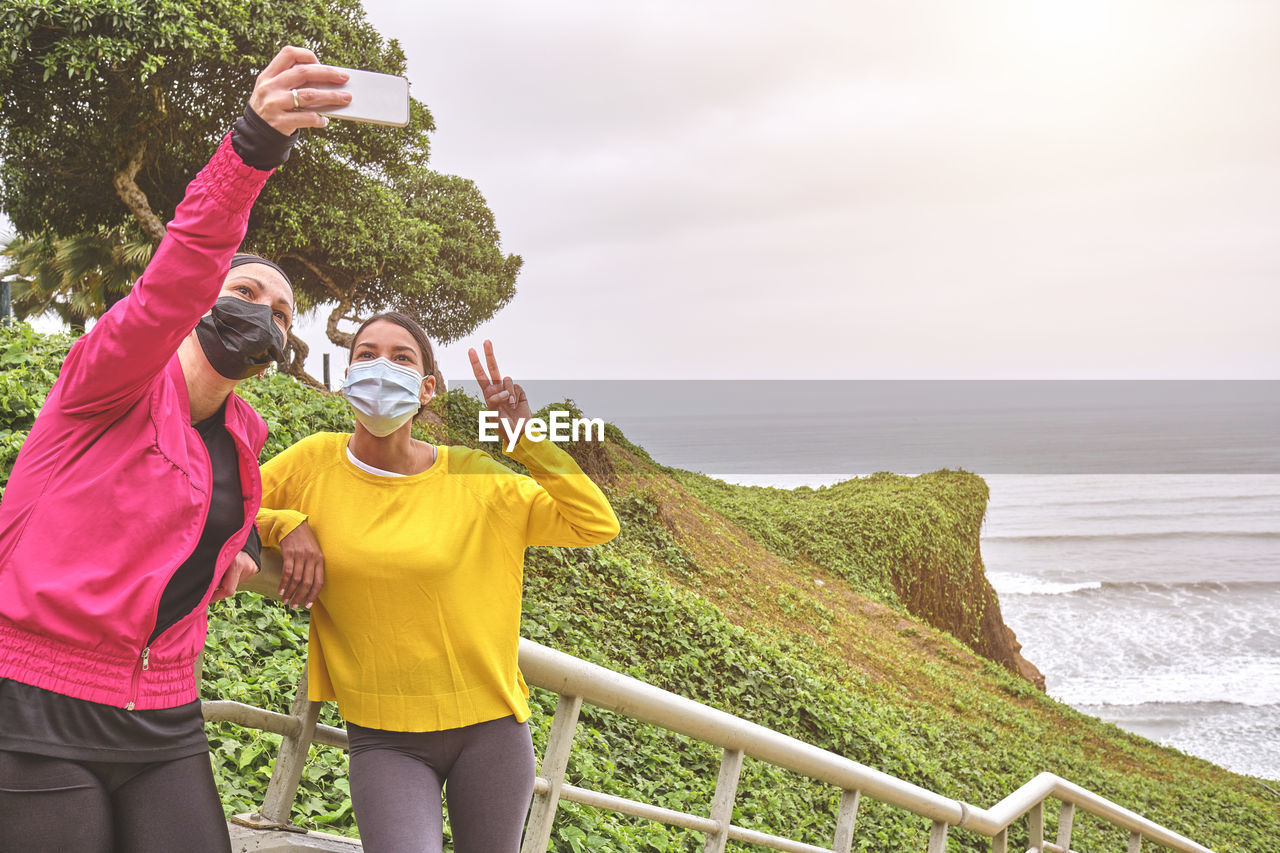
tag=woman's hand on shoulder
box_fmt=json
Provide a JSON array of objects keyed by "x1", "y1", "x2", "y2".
[
  {"x1": 469, "y1": 340, "x2": 532, "y2": 449},
  {"x1": 250, "y1": 46, "x2": 352, "y2": 136},
  {"x1": 279, "y1": 520, "x2": 325, "y2": 609}
]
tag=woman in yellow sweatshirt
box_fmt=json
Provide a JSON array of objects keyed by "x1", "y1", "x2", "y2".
[{"x1": 257, "y1": 312, "x2": 619, "y2": 852}]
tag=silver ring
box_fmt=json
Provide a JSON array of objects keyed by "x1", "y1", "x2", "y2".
[{"x1": 290, "y1": 88, "x2": 300, "y2": 110}]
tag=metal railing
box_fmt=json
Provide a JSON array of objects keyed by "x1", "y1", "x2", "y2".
[{"x1": 206, "y1": 554, "x2": 1214, "y2": 853}]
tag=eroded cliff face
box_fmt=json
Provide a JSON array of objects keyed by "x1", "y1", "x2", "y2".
[{"x1": 895, "y1": 547, "x2": 1045, "y2": 690}]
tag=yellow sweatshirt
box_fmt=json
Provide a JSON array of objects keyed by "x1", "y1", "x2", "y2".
[{"x1": 256, "y1": 432, "x2": 619, "y2": 731}]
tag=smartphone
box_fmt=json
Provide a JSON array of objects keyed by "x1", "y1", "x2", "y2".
[{"x1": 313, "y1": 67, "x2": 410, "y2": 127}]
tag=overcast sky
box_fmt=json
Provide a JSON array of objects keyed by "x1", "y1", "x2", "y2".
[
  {"x1": 11, "y1": 1, "x2": 1277, "y2": 382},
  {"x1": 293, "y1": 0, "x2": 1280, "y2": 382}
]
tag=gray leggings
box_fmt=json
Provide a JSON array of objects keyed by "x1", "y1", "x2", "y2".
[
  {"x1": 0, "y1": 749, "x2": 231, "y2": 853},
  {"x1": 347, "y1": 715, "x2": 535, "y2": 853}
]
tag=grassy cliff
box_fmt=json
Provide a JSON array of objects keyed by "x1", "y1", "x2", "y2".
[{"x1": 2, "y1": 325, "x2": 1276, "y2": 851}]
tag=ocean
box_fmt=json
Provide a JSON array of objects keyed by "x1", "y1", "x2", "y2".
[
  {"x1": 546, "y1": 381, "x2": 1280, "y2": 782},
  {"x1": 980, "y1": 474, "x2": 1280, "y2": 781}
]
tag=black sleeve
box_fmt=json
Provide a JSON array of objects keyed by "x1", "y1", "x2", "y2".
[
  {"x1": 231, "y1": 104, "x2": 299, "y2": 171},
  {"x1": 241, "y1": 525, "x2": 263, "y2": 569}
]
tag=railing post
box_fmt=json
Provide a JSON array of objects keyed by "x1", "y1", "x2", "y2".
[
  {"x1": 990, "y1": 827, "x2": 1007, "y2": 853},
  {"x1": 1128, "y1": 831, "x2": 1143, "y2": 853},
  {"x1": 832, "y1": 789, "x2": 861, "y2": 853},
  {"x1": 1028, "y1": 801, "x2": 1044, "y2": 851},
  {"x1": 521, "y1": 694, "x2": 583, "y2": 853},
  {"x1": 703, "y1": 747, "x2": 744, "y2": 853},
  {"x1": 234, "y1": 661, "x2": 322, "y2": 829},
  {"x1": 928, "y1": 819, "x2": 948, "y2": 853},
  {"x1": 1055, "y1": 801, "x2": 1075, "y2": 851}
]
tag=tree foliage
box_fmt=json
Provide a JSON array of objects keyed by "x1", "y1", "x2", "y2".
[{"x1": 0, "y1": 0, "x2": 520, "y2": 380}]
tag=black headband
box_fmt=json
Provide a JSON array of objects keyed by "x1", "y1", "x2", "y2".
[{"x1": 228, "y1": 254, "x2": 292, "y2": 287}]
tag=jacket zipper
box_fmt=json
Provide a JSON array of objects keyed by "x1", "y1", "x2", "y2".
[
  {"x1": 125, "y1": 405, "x2": 257, "y2": 710},
  {"x1": 127, "y1": 416, "x2": 215, "y2": 710},
  {"x1": 125, "y1": 646, "x2": 150, "y2": 711}
]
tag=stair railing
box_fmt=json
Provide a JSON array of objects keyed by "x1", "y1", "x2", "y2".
[{"x1": 204, "y1": 553, "x2": 1213, "y2": 853}]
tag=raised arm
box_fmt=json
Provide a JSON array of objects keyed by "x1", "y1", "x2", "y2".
[
  {"x1": 54, "y1": 47, "x2": 348, "y2": 416},
  {"x1": 469, "y1": 340, "x2": 620, "y2": 547},
  {"x1": 507, "y1": 435, "x2": 621, "y2": 547}
]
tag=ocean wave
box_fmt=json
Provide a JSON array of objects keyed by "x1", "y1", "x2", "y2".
[
  {"x1": 994, "y1": 492, "x2": 1280, "y2": 511},
  {"x1": 989, "y1": 574, "x2": 1102, "y2": 595},
  {"x1": 993, "y1": 576, "x2": 1280, "y2": 596},
  {"x1": 1053, "y1": 670, "x2": 1280, "y2": 708},
  {"x1": 979, "y1": 475, "x2": 1280, "y2": 777},
  {"x1": 983, "y1": 530, "x2": 1280, "y2": 543},
  {"x1": 1070, "y1": 701, "x2": 1280, "y2": 777},
  {"x1": 1074, "y1": 699, "x2": 1277, "y2": 712},
  {"x1": 1060, "y1": 508, "x2": 1280, "y2": 523},
  {"x1": 1061, "y1": 692, "x2": 1280, "y2": 709}
]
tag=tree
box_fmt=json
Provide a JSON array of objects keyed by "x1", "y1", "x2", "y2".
[
  {"x1": 2, "y1": 225, "x2": 153, "y2": 331},
  {"x1": 0, "y1": 0, "x2": 520, "y2": 384}
]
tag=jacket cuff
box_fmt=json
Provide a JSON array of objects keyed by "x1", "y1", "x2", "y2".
[
  {"x1": 241, "y1": 526, "x2": 263, "y2": 568},
  {"x1": 193, "y1": 134, "x2": 274, "y2": 216},
  {"x1": 231, "y1": 103, "x2": 299, "y2": 171}
]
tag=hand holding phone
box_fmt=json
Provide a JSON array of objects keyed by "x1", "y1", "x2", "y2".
[
  {"x1": 251, "y1": 46, "x2": 352, "y2": 135},
  {"x1": 312, "y1": 67, "x2": 410, "y2": 127}
]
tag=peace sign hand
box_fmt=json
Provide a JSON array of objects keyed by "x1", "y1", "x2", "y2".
[{"x1": 468, "y1": 340, "x2": 532, "y2": 448}]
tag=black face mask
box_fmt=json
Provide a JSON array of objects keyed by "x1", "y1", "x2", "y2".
[{"x1": 195, "y1": 297, "x2": 286, "y2": 380}]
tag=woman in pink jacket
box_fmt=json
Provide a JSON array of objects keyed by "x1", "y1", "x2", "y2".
[{"x1": 0, "y1": 47, "x2": 342, "y2": 853}]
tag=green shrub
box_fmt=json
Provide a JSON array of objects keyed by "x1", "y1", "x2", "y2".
[
  {"x1": 2, "y1": 324, "x2": 1274, "y2": 851},
  {"x1": 0, "y1": 322, "x2": 75, "y2": 497},
  {"x1": 0, "y1": 322, "x2": 74, "y2": 433}
]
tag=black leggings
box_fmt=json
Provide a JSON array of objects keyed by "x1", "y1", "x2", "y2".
[
  {"x1": 0, "y1": 749, "x2": 231, "y2": 853},
  {"x1": 347, "y1": 715, "x2": 535, "y2": 853}
]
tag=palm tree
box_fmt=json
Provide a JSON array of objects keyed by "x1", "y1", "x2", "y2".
[
  {"x1": 2, "y1": 227, "x2": 327, "y2": 387},
  {"x1": 1, "y1": 226, "x2": 153, "y2": 332}
]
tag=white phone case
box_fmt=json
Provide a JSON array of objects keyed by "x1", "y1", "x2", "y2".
[{"x1": 313, "y1": 67, "x2": 410, "y2": 127}]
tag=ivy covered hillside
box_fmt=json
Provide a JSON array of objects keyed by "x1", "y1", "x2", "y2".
[{"x1": 2, "y1": 323, "x2": 1276, "y2": 851}]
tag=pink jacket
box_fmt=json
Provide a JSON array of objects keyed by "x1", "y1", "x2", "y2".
[{"x1": 0, "y1": 134, "x2": 273, "y2": 710}]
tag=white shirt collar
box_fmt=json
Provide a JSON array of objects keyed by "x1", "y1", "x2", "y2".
[{"x1": 346, "y1": 444, "x2": 408, "y2": 478}]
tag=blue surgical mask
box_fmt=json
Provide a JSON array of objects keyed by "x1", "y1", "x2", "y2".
[{"x1": 341, "y1": 357, "x2": 425, "y2": 437}]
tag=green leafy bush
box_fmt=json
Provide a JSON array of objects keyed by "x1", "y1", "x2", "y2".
[
  {"x1": 203, "y1": 595, "x2": 354, "y2": 830},
  {"x1": 0, "y1": 322, "x2": 74, "y2": 497},
  {"x1": 678, "y1": 469, "x2": 989, "y2": 610},
  {"x1": 0, "y1": 322, "x2": 73, "y2": 430},
  {"x1": 2, "y1": 324, "x2": 1275, "y2": 851},
  {"x1": 235, "y1": 373, "x2": 355, "y2": 461}
]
